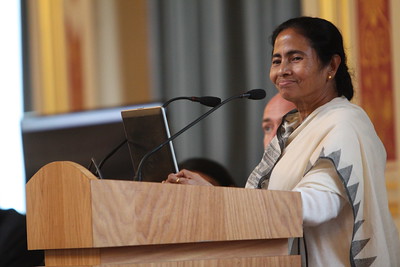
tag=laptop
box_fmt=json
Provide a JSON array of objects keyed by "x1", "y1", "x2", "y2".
[{"x1": 121, "y1": 106, "x2": 179, "y2": 182}]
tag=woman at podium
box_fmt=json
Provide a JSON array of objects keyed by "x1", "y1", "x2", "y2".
[{"x1": 165, "y1": 16, "x2": 400, "y2": 266}]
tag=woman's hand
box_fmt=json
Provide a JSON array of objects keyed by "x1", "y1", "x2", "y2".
[{"x1": 163, "y1": 169, "x2": 214, "y2": 186}]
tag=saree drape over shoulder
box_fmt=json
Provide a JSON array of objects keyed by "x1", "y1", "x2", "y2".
[{"x1": 246, "y1": 97, "x2": 400, "y2": 267}]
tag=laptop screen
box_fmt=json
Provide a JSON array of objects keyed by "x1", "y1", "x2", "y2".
[{"x1": 121, "y1": 106, "x2": 179, "y2": 182}]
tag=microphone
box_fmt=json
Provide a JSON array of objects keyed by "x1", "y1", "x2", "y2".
[
  {"x1": 162, "y1": 96, "x2": 221, "y2": 108},
  {"x1": 87, "y1": 95, "x2": 221, "y2": 178},
  {"x1": 242, "y1": 88, "x2": 266, "y2": 100},
  {"x1": 134, "y1": 89, "x2": 266, "y2": 181}
]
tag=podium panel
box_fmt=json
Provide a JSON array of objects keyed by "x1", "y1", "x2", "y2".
[{"x1": 26, "y1": 161, "x2": 302, "y2": 266}]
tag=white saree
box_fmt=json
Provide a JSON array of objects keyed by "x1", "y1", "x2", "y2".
[{"x1": 246, "y1": 97, "x2": 400, "y2": 267}]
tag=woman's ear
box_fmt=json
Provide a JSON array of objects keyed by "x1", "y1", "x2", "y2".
[{"x1": 329, "y1": 54, "x2": 341, "y2": 78}]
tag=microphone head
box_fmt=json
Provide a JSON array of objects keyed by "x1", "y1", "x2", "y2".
[
  {"x1": 245, "y1": 89, "x2": 266, "y2": 100},
  {"x1": 198, "y1": 96, "x2": 222, "y2": 107}
]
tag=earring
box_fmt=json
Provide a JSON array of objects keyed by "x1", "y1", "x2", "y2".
[{"x1": 328, "y1": 75, "x2": 332, "y2": 79}]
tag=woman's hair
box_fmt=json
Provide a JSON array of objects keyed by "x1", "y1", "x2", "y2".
[{"x1": 271, "y1": 17, "x2": 354, "y2": 100}]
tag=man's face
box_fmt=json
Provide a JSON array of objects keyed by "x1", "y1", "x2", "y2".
[{"x1": 262, "y1": 95, "x2": 296, "y2": 148}]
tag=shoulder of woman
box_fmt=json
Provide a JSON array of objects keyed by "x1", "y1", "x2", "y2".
[{"x1": 321, "y1": 97, "x2": 371, "y2": 124}]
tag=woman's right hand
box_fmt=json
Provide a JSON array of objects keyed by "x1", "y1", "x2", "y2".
[{"x1": 163, "y1": 169, "x2": 214, "y2": 186}]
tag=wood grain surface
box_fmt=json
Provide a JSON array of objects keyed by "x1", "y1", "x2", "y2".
[
  {"x1": 90, "y1": 180, "x2": 302, "y2": 247},
  {"x1": 26, "y1": 161, "x2": 302, "y2": 266},
  {"x1": 26, "y1": 161, "x2": 98, "y2": 249}
]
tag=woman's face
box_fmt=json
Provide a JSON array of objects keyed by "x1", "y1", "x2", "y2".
[{"x1": 269, "y1": 28, "x2": 335, "y2": 107}]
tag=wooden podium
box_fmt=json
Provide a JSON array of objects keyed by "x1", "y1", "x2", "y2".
[{"x1": 26, "y1": 161, "x2": 302, "y2": 266}]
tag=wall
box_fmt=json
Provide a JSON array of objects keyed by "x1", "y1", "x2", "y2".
[{"x1": 24, "y1": 0, "x2": 151, "y2": 115}]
